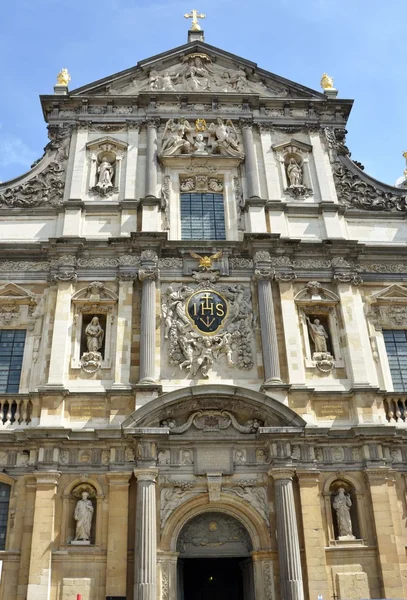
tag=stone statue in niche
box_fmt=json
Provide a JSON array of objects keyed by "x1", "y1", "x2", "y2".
[
  {"x1": 86, "y1": 316, "x2": 104, "y2": 353},
  {"x1": 81, "y1": 316, "x2": 104, "y2": 374},
  {"x1": 333, "y1": 487, "x2": 355, "y2": 540},
  {"x1": 208, "y1": 118, "x2": 244, "y2": 158},
  {"x1": 161, "y1": 118, "x2": 192, "y2": 156},
  {"x1": 73, "y1": 492, "x2": 94, "y2": 542},
  {"x1": 91, "y1": 150, "x2": 119, "y2": 197},
  {"x1": 306, "y1": 316, "x2": 329, "y2": 353},
  {"x1": 286, "y1": 158, "x2": 302, "y2": 187},
  {"x1": 305, "y1": 315, "x2": 334, "y2": 373},
  {"x1": 97, "y1": 157, "x2": 114, "y2": 188}
]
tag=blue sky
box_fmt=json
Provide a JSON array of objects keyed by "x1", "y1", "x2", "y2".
[{"x1": 1, "y1": 0, "x2": 405, "y2": 185}]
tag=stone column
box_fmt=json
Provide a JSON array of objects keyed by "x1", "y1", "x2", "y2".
[
  {"x1": 134, "y1": 469, "x2": 158, "y2": 600},
  {"x1": 145, "y1": 119, "x2": 159, "y2": 199},
  {"x1": 297, "y1": 471, "x2": 330, "y2": 600},
  {"x1": 241, "y1": 120, "x2": 260, "y2": 198},
  {"x1": 254, "y1": 258, "x2": 282, "y2": 385},
  {"x1": 365, "y1": 469, "x2": 404, "y2": 599},
  {"x1": 138, "y1": 252, "x2": 159, "y2": 384},
  {"x1": 106, "y1": 472, "x2": 132, "y2": 598},
  {"x1": 26, "y1": 472, "x2": 60, "y2": 600},
  {"x1": 270, "y1": 469, "x2": 304, "y2": 600}
]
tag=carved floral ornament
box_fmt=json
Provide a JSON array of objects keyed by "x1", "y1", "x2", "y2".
[
  {"x1": 160, "y1": 410, "x2": 263, "y2": 434},
  {"x1": 366, "y1": 284, "x2": 407, "y2": 331}
]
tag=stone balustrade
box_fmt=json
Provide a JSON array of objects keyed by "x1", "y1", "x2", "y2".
[{"x1": 384, "y1": 395, "x2": 407, "y2": 423}]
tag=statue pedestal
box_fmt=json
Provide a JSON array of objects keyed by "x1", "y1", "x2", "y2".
[
  {"x1": 332, "y1": 538, "x2": 362, "y2": 547},
  {"x1": 70, "y1": 540, "x2": 91, "y2": 546}
]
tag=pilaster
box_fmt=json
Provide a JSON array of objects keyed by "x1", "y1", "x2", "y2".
[
  {"x1": 46, "y1": 280, "x2": 75, "y2": 389},
  {"x1": 16, "y1": 475, "x2": 37, "y2": 600},
  {"x1": 112, "y1": 276, "x2": 134, "y2": 388},
  {"x1": 106, "y1": 472, "x2": 132, "y2": 598},
  {"x1": 26, "y1": 472, "x2": 60, "y2": 600},
  {"x1": 297, "y1": 471, "x2": 330, "y2": 600},
  {"x1": 364, "y1": 469, "x2": 405, "y2": 599}
]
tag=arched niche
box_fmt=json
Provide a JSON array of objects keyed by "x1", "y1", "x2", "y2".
[
  {"x1": 322, "y1": 474, "x2": 365, "y2": 544},
  {"x1": 60, "y1": 477, "x2": 104, "y2": 548}
]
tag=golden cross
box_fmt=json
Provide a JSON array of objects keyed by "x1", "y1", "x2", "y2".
[{"x1": 184, "y1": 8, "x2": 206, "y2": 31}]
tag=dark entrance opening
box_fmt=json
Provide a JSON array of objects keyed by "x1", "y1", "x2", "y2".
[{"x1": 182, "y1": 557, "x2": 244, "y2": 600}]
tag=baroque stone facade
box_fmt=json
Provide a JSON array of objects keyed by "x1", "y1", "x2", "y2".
[{"x1": 0, "y1": 23, "x2": 406, "y2": 600}]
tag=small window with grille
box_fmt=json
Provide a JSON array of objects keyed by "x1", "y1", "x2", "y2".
[
  {"x1": 0, "y1": 330, "x2": 26, "y2": 393},
  {"x1": 0, "y1": 483, "x2": 10, "y2": 550},
  {"x1": 383, "y1": 330, "x2": 407, "y2": 391},
  {"x1": 180, "y1": 193, "x2": 226, "y2": 241}
]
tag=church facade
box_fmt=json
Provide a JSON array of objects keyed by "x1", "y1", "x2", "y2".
[{"x1": 0, "y1": 20, "x2": 406, "y2": 600}]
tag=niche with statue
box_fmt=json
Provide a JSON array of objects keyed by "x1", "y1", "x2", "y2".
[
  {"x1": 69, "y1": 483, "x2": 97, "y2": 545},
  {"x1": 70, "y1": 282, "x2": 118, "y2": 374},
  {"x1": 273, "y1": 140, "x2": 314, "y2": 199},
  {"x1": 330, "y1": 479, "x2": 360, "y2": 541},
  {"x1": 86, "y1": 137, "x2": 128, "y2": 198}
]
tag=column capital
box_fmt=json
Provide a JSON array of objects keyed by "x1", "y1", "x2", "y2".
[
  {"x1": 139, "y1": 266, "x2": 160, "y2": 282},
  {"x1": 364, "y1": 467, "x2": 394, "y2": 484},
  {"x1": 106, "y1": 472, "x2": 132, "y2": 486},
  {"x1": 253, "y1": 267, "x2": 274, "y2": 282},
  {"x1": 134, "y1": 468, "x2": 159, "y2": 482},
  {"x1": 269, "y1": 468, "x2": 296, "y2": 481},
  {"x1": 240, "y1": 118, "x2": 254, "y2": 129},
  {"x1": 146, "y1": 117, "x2": 160, "y2": 129},
  {"x1": 32, "y1": 471, "x2": 61, "y2": 487},
  {"x1": 296, "y1": 470, "x2": 321, "y2": 485}
]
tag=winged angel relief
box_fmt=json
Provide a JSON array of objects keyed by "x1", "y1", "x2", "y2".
[
  {"x1": 105, "y1": 53, "x2": 290, "y2": 97},
  {"x1": 161, "y1": 282, "x2": 256, "y2": 378},
  {"x1": 160, "y1": 117, "x2": 243, "y2": 159}
]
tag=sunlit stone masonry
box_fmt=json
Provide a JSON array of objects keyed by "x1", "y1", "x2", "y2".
[{"x1": 0, "y1": 12, "x2": 407, "y2": 600}]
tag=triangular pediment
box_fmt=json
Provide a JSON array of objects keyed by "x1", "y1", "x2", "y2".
[
  {"x1": 69, "y1": 41, "x2": 325, "y2": 100},
  {"x1": 0, "y1": 283, "x2": 34, "y2": 300},
  {"x1": 370, "y1": 284, "x2": 407, "y2": 303}
]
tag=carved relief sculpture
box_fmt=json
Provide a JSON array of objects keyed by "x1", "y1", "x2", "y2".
[
  {"x1": 208, "y1": 118, "x2": 244, "y2": 158},
  {"x1": 161, "y1": 118, "x2": 192, "y2": 156},
  {"x1": 332, "y1": 487, "x2": 355, "y2": 540},
  {"x1": 73, "y1": 492, "x2": 94, "y2": 542}
]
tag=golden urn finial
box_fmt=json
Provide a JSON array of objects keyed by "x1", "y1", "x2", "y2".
[
  {"x1": 56, "y1": 68, "x2": 71, "y2": 86},
  {"x1": 403, "y1": 151, "x2": 407, "y2": 178},
  {"x1": 184, "y1": 8, "x2": 206, "y2": 31},
  {"x1": 320, "y1": 73, "x2": 334, "y2": 90}
]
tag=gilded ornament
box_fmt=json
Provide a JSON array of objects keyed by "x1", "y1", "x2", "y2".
[
  {"x1": 320, "y1": 73, "x2": 334, "y2": 90},
  {"x1": 189, "y1": 250, "x2": 222, "y2": 270},
  {"x1": 184, "y1": 8, "x2": 206, "y2": 31},
  {"x1": 56, "y1": 68, "x2": 71, "y2": 86},
  {"x1": 195, "y1": 118, "x2": 207, "y2": 132},
  {"x1": 403, "y1": 151, "x2": 407, "y2": 178}
]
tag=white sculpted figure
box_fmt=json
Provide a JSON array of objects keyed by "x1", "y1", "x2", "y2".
[
  {"x1": 306, "y1": 316, "x2": 329, "y2": 353},
  {"x1": 208, "y1": 118, "x2": 243, "y2": 158},
  {"x1": 161, "y1": 118, "x2": 192, "y2": 156},
  {"x1": 85, "y1": 316, "x2": 104, "y2": 353},
  {"x1": 74, "y1": 492, "x2": 94, "y2": 541},
  {"x1": 193, "y1": 133, "x2": 208, "y2": 155},
  {"x1": 183, "y1": 56, "x2": 211, "y2": 91},
  {"x1": 333, "y1": 487, "x2": 354, "y2": 539},
  {"x1": 286, "y1": 158, "x2": 302, "y2": 187},
  {"x1": 97, "y1": 157, "x2": 114, "y2": 188}
]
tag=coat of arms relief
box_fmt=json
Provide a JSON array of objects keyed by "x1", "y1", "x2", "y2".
[{"x1": 161, "y1": 278, "x2": 255, "y2": 379}]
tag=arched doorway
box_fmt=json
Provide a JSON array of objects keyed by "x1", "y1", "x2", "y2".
[{"x1": 176, "y1": 512, "x2": 254, "y2": 600}]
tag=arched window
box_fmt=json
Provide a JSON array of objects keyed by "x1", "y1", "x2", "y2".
[{"x1": 0, "y1": 483, "x2": 10, "y2": 550}]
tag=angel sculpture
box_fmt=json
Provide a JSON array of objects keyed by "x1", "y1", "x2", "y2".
[
  {"x1": 161, "y1": 118, "x2": 192, "y2": 156},
  {"x1": 189, "y1": 250, "x2": 223, "y2": 271},
  {"x1": 208, "y1": 118, "x2": 244, "y2": 158}
]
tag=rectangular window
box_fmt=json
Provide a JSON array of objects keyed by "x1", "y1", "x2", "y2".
[
  {"x1": 181, "y1": 193, "x2": 226, "y2": 240},
  {"x1": 383, "y1": 330, "x2": 407, "y2": 391},
  {"x1": 0, "y1": 483, "x2": 10, "y2": 550},
  {"x1": 0, "y1": 330, "x2": 26, "y2": 393}
]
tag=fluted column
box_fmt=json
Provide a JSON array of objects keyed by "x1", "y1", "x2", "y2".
[
  {"x1": 145, "y1": 119, "x2": 159, "y2": 198},
  {"x1": 271, "y1": 469, "x2": 304, "y2": 600},
  {"x1": 138, "y1": 251, "x2": 160, "y2": 384},
  {"x1": 134, "y1": 469, "x2": 158, "y2": 600},
  {"x1": 241, "y1": 120, "x2": 260, "y2": 198},
  {"x1": 254, "y1": 257, "x2": 282, "y2": 384}
]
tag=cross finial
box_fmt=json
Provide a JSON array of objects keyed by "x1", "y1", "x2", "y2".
[{"x1": 184, "y1": 8, "x2": 206, "y2": 31}]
